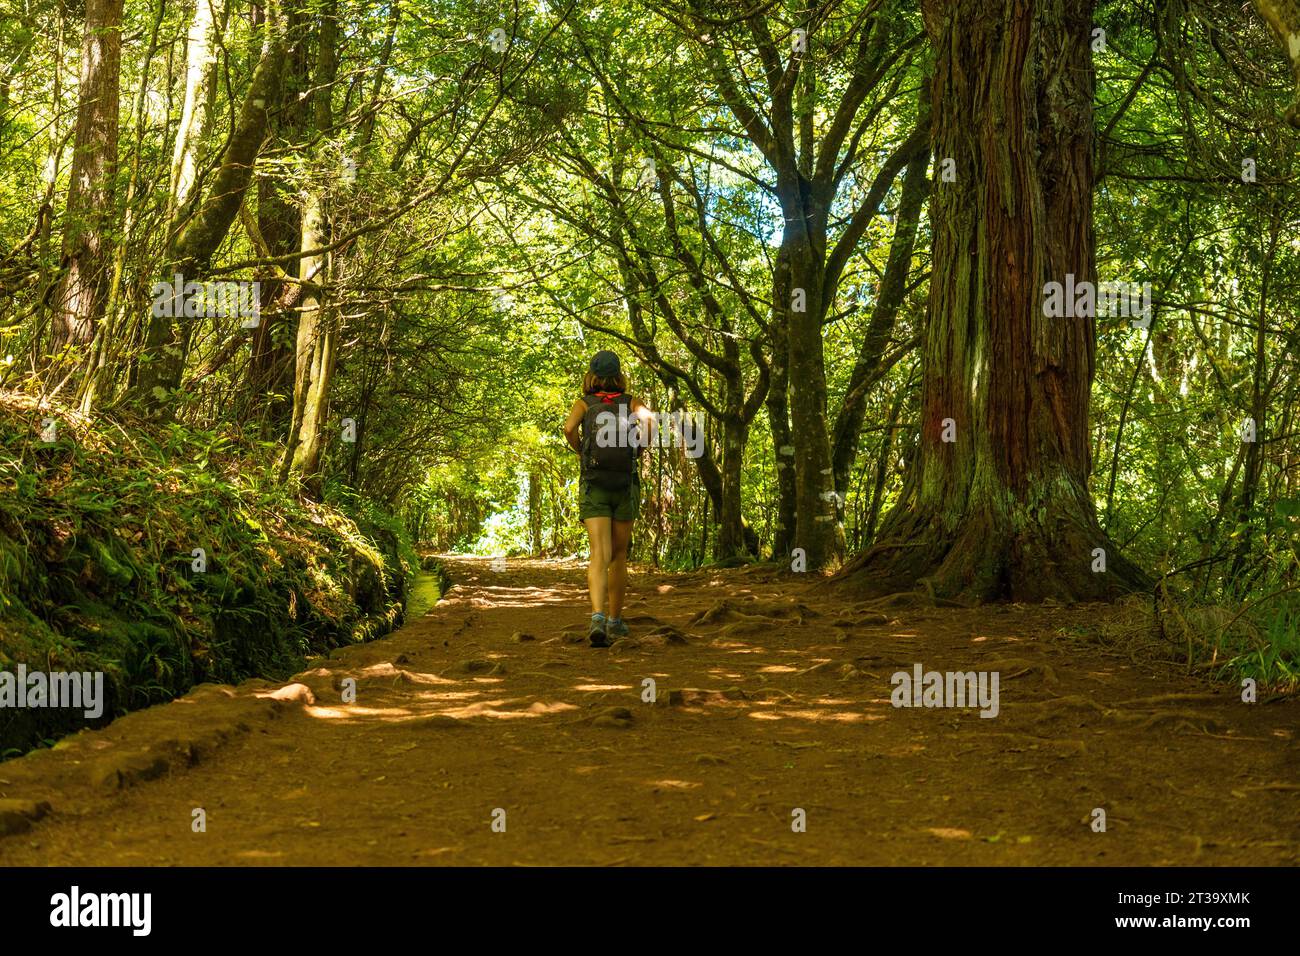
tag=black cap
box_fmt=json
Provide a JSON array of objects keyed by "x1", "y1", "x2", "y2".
[{"x1": 589, "y1": 350, "x2": 621, "y2": 377}]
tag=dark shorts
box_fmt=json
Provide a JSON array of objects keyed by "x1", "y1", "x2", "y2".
[{"x1": 579, "y1": 476, "x2": 640, "y2": 522}]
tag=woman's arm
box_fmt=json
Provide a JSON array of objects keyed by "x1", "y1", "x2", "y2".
[
  {"x1": 563, "y1": 398, "x2": 586, "y2": 453},
  {"x1": 630, "y1": 397, "x2": 656, "y2": 449}
]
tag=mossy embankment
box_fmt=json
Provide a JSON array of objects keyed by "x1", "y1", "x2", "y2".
[{"x1": 0, "y1": 391, "x2": 418, "y2": 757}]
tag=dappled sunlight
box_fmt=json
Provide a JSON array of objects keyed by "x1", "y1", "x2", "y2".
[
  {"x1": 748, "y1": 709, "x2": 882, "y2": 723},
  {"x1": 646, "y1": 779, "x2": 702, "y2": 790},
  {"x1": 440, "y1": 698, "x2": 578, "y2": 719},
  {"x1": 304, "y1": 704, "x2": 414, "y2": 720},
  {"x1": 467, "y1": 594, "x2": 583, "y2": 609},
  {"x1": 572, "y1": 683, "x2": 634, "y2": 692},
  {"x1": 355, "y1": 665, "x2": 459, "y2": 686},
  {"x1": 928, "y1": 828, "x2": 973, "y2": 840},
  {"x1": 758, "y1": 664, "x2": 799, "y2": 673},
  {"x1": 525, "y1": 700, "x2": 579, "y2": 714}
]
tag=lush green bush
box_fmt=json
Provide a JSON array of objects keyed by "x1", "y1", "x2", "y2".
[{"x1": 0, "y1": 392, "x2": 413, "y2": 757}]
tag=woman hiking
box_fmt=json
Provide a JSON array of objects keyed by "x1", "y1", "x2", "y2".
[{"x1": 563, "y1": 350, "x2": 654, "y2": 647}]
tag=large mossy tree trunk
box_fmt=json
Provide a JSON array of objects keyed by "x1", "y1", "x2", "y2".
[{"x1": 842, "y1": 0, "x2": 1148, "y2": 602}]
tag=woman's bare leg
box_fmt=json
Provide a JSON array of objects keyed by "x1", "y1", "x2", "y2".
[
  {"x1": 608, "y1": 519, "x2": 633, "y2": 620},
  {"x1": 584, "y1": 517, "x2": 612, "y2": 615}
]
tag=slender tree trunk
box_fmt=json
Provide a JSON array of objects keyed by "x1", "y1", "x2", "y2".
[
  {"x1": 766, "y1": 251, "x2": 798, "y2": 561},
  {"x1": 282, "y1": 0, "x2": 339, "y2": 497},
  {"x1": 77, "y1": 0, "x2": 166, "y2": 413},
  {"x1": 281, "y1": 191, "x2": 335, "y2": 495},
  {"x1": 246, "y1": 5, "x2": 310, "y2": 427},
  {"x1": 842, "y1": 0, "x2": 1147, "y2": 602},
  {"x1": 780, "y1": 199, "x2": 844, "y2": 570},
  {"x1": 132, "y1": 20, "x2": 285, "y2": 409},
  {"x1": 831, "y1": 142, "x2": 930, "y2": 496},
  {"x1": 166, "y1": 0, "x2": 220, "y2": 230},
  {"x1": 715, "y1": 416, "x2": 750, "y2": 560},
  {"x1": 51, "y1": 0, "x2": 123, "y2": 357},
  {"x1": 528, "y1": 471, "x2": 542, "y2": 554},
  {"x1": 1228, "y1": 220, "x2": 1278, "y2": 591},
  {"x1": 865, "y1": 387, "x2": 908, "y2": 542}
]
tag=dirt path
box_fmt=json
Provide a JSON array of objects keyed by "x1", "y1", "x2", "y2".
[{"x1": 1, "y1": 556, "x2": 1296, "y2": 866}]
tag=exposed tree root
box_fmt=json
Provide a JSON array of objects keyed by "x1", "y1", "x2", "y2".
[
  {"x1": 833, "y1": 497, "x2": 1153, "y2": 604},
  {"x1": 1113, "y1": 693, "x2": 1224, "y2": 707},
  {"x1": 983, "y1": 657, "x2": 1061, "y2": 685}
]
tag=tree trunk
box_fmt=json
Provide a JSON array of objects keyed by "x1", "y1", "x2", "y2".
[
  {"x1": 281, "y1": 191, "x2": 335, "y2": 497},
  {"x1": 76, "y1": 0, "x2": 166, "y2": 414},
  {"x1": 1252, "y1": 0, "x2": 1300, "y2": 127},
  {"x1": 715, "y1": 417, "x2": 750, "y2": 560},
  {"x1": 779, "y1": 224, "x2": 844, "y2": 569},
  {"x1": 840, "y1": 0, "x2": 1147, "y2": 602},
  {"x1": 246, "y1": 9, "x2": 311, "y2": 429},
  {"x1": 51, "y1": 0, "x2": 123, "y2": 356},
  {"x1": 281, "y1": 0, "x2": 339, "y2": 497},
  {"x1": 132, "y1": 24, "x2": 285, "y2": 408},
  {"x1": 1228, "y1": 219, "x2": 1278, "y2": 592},
  {"x1": 764, "y1": 291, "x2": 795, "y2": 561},
  {"x1": 831, "y1": 143, "x2": 930, "y2": 496},
  {"x1": 166, "y1": 0, "x2": 220, "y2": 229},
  {"x1": 528, "y1": 471, "x2": 543, "y2": 554}
]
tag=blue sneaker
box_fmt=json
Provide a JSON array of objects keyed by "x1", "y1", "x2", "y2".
[
  {"x1": 607, "y1": 617, "x2": 629, "y2": 639},
  {"x1": 588, "y1": 613, "x2": 609, "y2": 647}
]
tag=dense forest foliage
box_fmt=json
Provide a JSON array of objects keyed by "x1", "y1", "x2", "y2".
[{"x1": 2, "y1": 0, "x2": 1299, "y2": 742}]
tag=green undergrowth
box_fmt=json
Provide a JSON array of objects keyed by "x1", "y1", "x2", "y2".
[
  {"x1": 0, "y1": 392, "x2": 417, "y2": 757},
  {"x1": 1059, "y1": 591, "x2": 1299, "y2": 695}
]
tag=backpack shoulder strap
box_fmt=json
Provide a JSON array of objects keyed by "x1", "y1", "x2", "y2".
[{"x1": 579, "y1": 394, "x2": 601, "y2": 440}]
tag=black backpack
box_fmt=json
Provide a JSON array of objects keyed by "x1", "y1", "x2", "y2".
[{"x1": 580, "y1": 392, "x2": 640, "y2": 489}]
